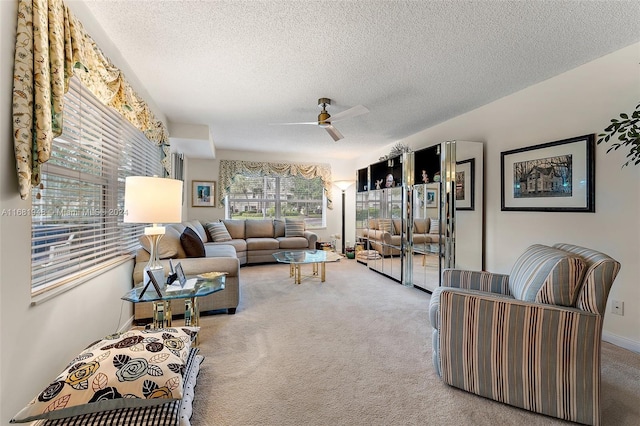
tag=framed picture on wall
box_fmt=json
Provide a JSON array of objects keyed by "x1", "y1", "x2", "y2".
[
  {"x1": 455, "y1": 158, "x2": 475, "y2": 211},
  {"x1": 500, "y1": 134, "x2": 595, "y2": 212},
  {"x1": 192, "y1": 180, "x2": 216, "y2": 207},
  {"x1": 425, "y1": 189, "x2": 437, "y2": 206}
]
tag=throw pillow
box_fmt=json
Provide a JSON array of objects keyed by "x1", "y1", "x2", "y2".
[
  {"x1": 377, "y1": 219, "x2": 393, "y2": 234},
  {"x1": 205, "y1": 222, "x2": 232, "y2": 242},
  {"x1": 180, "y1": 227, "x2": 205, "y2": 258},
  {"x1": 274, "y1": 219, "x2": 286, "y2": 238},
  {"x1": 429, "y1": 218, "x2": 439, "y2": 234},
  {"x1": 11, "y1": 327, "x2": 199, "y2": 423},
  {"x1": 284, "y1": 218, "x2": 305, "y2": 237},
  {"x1": 509, "y1": 244, "x2": 586, "y2": 307}
]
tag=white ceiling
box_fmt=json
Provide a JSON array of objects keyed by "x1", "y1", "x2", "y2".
[{"x1": 80, "y1": 0, "x2": 640, "y2": 160}]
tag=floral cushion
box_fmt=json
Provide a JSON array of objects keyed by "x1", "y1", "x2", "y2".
[{"x1": 11, "y1": 327, "x2": 199, "y2": 423}]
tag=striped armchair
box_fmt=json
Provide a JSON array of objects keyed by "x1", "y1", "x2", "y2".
[{"x1": 429, "y1": 244, "x2": 620, "y2": 425}]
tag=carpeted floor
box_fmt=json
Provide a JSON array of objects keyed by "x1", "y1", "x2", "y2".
[{"x1": 190, "y1": 259, "x2": 640, "y2": 426}]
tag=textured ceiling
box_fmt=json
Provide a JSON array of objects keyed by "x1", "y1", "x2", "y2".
[{"x1": 81, "y1": 0, "x2": 640, "y2": 159}]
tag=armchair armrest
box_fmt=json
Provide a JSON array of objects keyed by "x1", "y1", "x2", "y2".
[
  {"x1": 442, "y1": 269, "x2": 510, "y2": 294},
  {"x1": 435, "y1": 288, "x2": 602, "y2": 425}
]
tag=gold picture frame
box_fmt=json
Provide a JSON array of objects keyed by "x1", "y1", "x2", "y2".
[{"x1": 192, "y1": 180, "x2": 216, "y2": 207}]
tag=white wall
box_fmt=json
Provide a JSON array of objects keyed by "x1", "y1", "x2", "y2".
[
  {"x1": 356, "y1": 43, "x2": 640, "y2": 351},
  {"x1": 184, "y1": 150, "x2": 357, "y2": 246},
  {"x1": 0, "y1": 2, "x2": 162, "y2": 423}
]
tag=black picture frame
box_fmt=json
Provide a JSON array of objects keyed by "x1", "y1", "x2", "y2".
[
  {"x1": 175, "y1": 262, "x2": 186, "y2": 287},
  {"x1": 140, "y1": 269, "x2": 164, "y2": 298},
  {"x1": 501, "y1": 134, "x2": 595, "y2": 212},
  {"x1": 455, "y1": 158, "x2": 475, "y2": 211}
]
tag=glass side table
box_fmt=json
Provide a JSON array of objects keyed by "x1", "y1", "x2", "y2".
[{"x1": 122, "y1": 275, "x2": 225, "y2": 330}]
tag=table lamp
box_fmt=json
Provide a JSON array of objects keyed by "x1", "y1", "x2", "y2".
[{"x1": 124, "y1": 176, "x2": 183, "y2": 287}]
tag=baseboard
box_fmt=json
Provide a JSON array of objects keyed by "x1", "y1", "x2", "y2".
[
  {"x1": 118, "y1": 316, "x2": 134, "y2": 333},
  {"x1": 602, "y1": 330, "x2": 640, "y2": 354}
]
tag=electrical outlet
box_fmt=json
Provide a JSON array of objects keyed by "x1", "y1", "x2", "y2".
[{"x1": 611, "y1": 300, "x2": 624, "y2": 316}]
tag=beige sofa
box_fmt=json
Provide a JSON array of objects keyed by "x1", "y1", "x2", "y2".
[
  {"x1": 203, "y1": 218, "x2": 318, "y2": 265},
  {"x1": 363, "y1": 218, "x2": 440, "y2": 256},
  {"x1": 132, "y1": 218, "x2": 318, "y2": 321}
]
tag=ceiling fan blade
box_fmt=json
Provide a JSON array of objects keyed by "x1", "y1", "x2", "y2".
[
  {"x1": 325, "y1": 125, "x2": 344, "y2": 141},
  {"x1": 269, "y1": 121, "x2": 318, "y2": 126},
  {"x1": 328, "y1": 104, "x2": 369, "y2": 123}
]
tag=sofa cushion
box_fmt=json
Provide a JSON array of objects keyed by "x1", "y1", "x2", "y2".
[
  {"x1": 11, "y1": 327, "x2": 198, "y2": 423},
  {"x1": 222, "y1": 219, "x2": 245, "y2": 239},
  {"x1": 393, "y1": 219, "x2": 402, "y2": 235},
  {"x1": 429, "y1": 218, "x2": 439, "y2": 234},
  {"x1": 180, "y1": 227, "x2": 206, "y2": 258},
  {"x1": 246, "y1": 219, "x2": 274, "y2": 238},
  {"x1": 509, "y1": 244, "x2": 586, "y2": 307},
  {"x1": 284, "y1": 218, "x2": 305, "y2": 237},
  {"x1": 246, "y1": 237, "x2": 279, "y2": 250},
  {"x1": 138, "y1": 226, "x2": 182, "y2": 259},
  {"x1": 204, "y1": 244, "x2": 238, "y2": 259},
  {"x1": 368, "y1": 219, "x2": 378, "y2": 230},
  {"x1": 185, "y1": 220, "x2": 209, "y2": 243},
  {"x1": 414, "y1": 218, "x2": 428, "y2": 234},
  {"x1": 277, "y1": 236, "x2": 309, "y2": 249},
  {"x1": 274, "y1": 219, "x2": 286, "y2": 237},
  {"x1": 205, "y1": 222, "x2": 232, "y2": 242}
]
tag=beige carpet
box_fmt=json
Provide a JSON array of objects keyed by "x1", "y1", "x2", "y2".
[{"x1": 190, "y1": 260, "x2": 640, "y2": 426}]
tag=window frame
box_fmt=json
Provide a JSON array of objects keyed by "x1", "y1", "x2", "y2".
[{"x1": 224, "y1": 174, "x2": 327, "y2": 229}]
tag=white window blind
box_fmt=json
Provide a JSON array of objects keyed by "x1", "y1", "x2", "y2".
[
  {"x1": 31, "y1": 77, "x2": 163, "y2": 293},
  {"x1": 226, "y1": 175, "x2": 326, "y2": 228}
]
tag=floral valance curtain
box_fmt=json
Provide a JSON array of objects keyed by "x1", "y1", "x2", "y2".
[
  {"x1": 12, "y1": 0, "x2": 169, "y2": 199},
  {"x1": 219, "y1": 160, "x2": 334, "y2": 209}
]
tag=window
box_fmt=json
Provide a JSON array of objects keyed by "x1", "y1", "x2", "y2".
[
  {"x1": 226, "y1": 174, "x2": 326, "y2": 228},
  {"x1": 31, "y1": 77, "x2": 163, "y2": 294}
]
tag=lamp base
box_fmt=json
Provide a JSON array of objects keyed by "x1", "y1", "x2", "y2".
[{"x1": 144, "y1": 265, "x2": 166, "y2": 289}]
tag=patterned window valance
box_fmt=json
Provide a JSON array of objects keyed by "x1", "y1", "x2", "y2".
[
  {"x1": 219, "y1": 160, "x2": 334, "y2": 210},
  {"x1": 12, "y1": 0, "x2": 169, "y2": 199}
]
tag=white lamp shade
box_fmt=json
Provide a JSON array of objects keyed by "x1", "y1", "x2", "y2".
[
  {"x1": 124, "y1": 176, "x2": 183, "y2": 224},
  {"x1": 334, "y1": 180, "x2": 354, "y2": 191}
]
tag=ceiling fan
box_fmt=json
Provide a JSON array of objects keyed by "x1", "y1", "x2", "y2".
[{"x1": 272, "y1": 98, "x2": 369, "y2": 141}]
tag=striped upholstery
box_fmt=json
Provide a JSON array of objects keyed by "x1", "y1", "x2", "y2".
[
  {"x1": 430, "y1": 244, "x2": 620, "y2": 426},
  {"x1": 509, "y1": 244, "x2": 586, "y2": 307},
  {"x1": 553, "y1": 243, "x2": 621, "y2": 315},
  {"x1": 377, "y1": 218, "x2": 393, "y2": 234},
  {"x1": 284, "y1": 218, "x2": 305, "y2": 237},
  {"x1": 206, "y1": 221, "x2": 232, "y2": 242}
]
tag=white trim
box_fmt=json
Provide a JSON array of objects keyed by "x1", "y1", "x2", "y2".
[
  {"x1": 602, "y1": 330, "x2": 640, "y2": 354},
  {"x1": 30, "y1": 255, "x2": 132, "y2": 306}
]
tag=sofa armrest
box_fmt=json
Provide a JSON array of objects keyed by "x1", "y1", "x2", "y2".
[
  {"x1": 367, "y1": 229, "x2": 392, "y2": 244},
  {"x1": 304, "y1": 230, "x2": 318, "y2": 249},
  {"x1": 441, "y1": 269, "x2": 510, "y2": 294},
  {"x1": 434, "y1": 288, "x2": 602, "y2": 425}
]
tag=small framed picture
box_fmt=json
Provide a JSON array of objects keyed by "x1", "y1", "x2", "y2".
[
  {"x1": 192, "y1": 180, "x2": 216, "y2": 207},
  {"x1": 140, "y1": 269, "x2": 163, "y2": 298},
  {"x1": 456, "y1": 158, "x2": 475, "y2": 211},
  {"x1": 426, "y1": 189, "x2": 437, "y2": 206},
  {"x1": 175, "y1": 262, "x2": 186, "y2": 287}
]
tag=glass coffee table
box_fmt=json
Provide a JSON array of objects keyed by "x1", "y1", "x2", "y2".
[
  {"x1": 273, "y1": 250, "x2": 342, "y2": 284},
  {"x1": 122, "y1": 274, "x2": 225, "y2": 330}
]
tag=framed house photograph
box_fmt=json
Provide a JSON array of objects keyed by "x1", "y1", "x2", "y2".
[
  {"x1": 455, "y1": 158, "x2": 475, "y2": 211},
  {"x1": 192, "y1": 180, "x2": 216, "y2": 207},
  {"x1": 501, "y1": 134, "x2": 595, "y2": 212}
]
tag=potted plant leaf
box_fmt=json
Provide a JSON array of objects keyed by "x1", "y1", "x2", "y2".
[{"x1": 597, "y1": 102, "x2": 640, "y2": 167}]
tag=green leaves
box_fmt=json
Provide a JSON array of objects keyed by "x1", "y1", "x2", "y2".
[{"x1": 597, "y1": 102, "x2": 640, "y2": 167}]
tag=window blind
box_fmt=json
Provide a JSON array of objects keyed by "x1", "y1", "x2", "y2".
[{"x1": 31, "y1": 77, "x2": 163, "y2": 293}]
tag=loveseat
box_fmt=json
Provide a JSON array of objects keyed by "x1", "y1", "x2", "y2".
[
  {"x1": 132, "y1": 218, "x2": 318, "y2": 321},
  {"x1": 363, "y1": 218, "x2": 441, "y2": 256}
]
